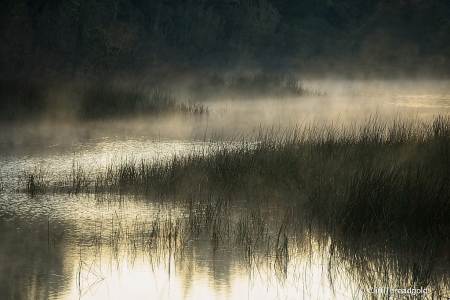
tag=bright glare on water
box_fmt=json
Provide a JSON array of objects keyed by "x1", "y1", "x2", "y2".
[{"x1": 1, "y1": 80, "x2": 449, "y2": 299}]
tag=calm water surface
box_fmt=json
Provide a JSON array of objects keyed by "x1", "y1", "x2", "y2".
[{"x1": 1, "y1": 80, "x2": 450, "y2": 299}]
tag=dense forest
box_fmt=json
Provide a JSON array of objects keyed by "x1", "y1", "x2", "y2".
[{"x1": 1, "y1": 0, "x2": 450, "y2": 77}]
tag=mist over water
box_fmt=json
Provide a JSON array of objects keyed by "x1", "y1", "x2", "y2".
[
  {"x1": 1, "y1": 79, "x2": 450, "y2": 300},
  {"x1": 2, "y1": 79, "x2": 449, "y2": 152}
]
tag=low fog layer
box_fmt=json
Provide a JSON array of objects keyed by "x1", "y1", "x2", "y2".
[{"x1": 1, "y1": 78, "x2": 449, "y2": 157}]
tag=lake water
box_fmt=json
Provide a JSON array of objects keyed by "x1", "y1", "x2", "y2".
[{"x1": 1, "y1": 80, "x2": 449, "y2": 299}]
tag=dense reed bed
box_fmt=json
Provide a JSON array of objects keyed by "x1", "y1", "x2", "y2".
[
  {"x1": 187, "y1": 72, "x2": 313, "y2": 99},
  {"x1": 79, "y1": 83, "x2": 209, "y2": 119},
  {"x1": 10, "y1": 114, "x2": 450, "y2": 298},
  {"x1": 0, "y1": 72, "x2": 310, "y2": 121},
  {"x1": 0, "y1": 78, "x2": 209, "y2": 121},
  {"x1": 22, "y1": 115, "x2": 450, "y2": 244}
]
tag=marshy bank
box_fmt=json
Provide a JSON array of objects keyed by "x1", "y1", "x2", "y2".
[
  {"x1": 0, "y1": 72, "x2": 311, "y2": 122},
  {"x1": 0, "y1": 71, "x2": 313, "y2": 154},
  {"x1": 17, "y1": 115, "x2": 450, "y2": 241},
  {"x1": 1, "y1": 78, "x2": 450, "y2": 299},
  {"x1": 0, "y1": 77, "x2": 208, "y2": 122},
  {"x1": 2, "y1": 115, "x2": 449, "y2": 299}
]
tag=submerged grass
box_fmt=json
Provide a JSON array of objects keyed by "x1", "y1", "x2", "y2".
[{"x1": 75, "y1": 200, "x2": 448, "y2": 299}]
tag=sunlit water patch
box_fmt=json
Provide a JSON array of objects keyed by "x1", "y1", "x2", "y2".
[
  {"x1": 0, "y1": 137, "x2": 250, "y2": 192},
  {"x1": 2, "y1": 80, "x2": 450, "y2": 299},
  {"x1": 389, "y1": 94, "x2": 450, "y2": 109},
  {"x1": 5, "y1": 194, "x2": 445, "y2": 300}
]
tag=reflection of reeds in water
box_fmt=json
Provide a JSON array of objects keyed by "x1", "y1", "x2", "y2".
[
  {"x1": 74, "y1": 198, "x2": 448, "y2": 299},
  {"x1": 19, "y1": 115, "x2": 450, "y2": 297},
  {"x1": 76, "y1": 249, "x2": 105, "y2": 298},
  {"x1": 0, "y1": 217, "x2": 70, "y2": 300},
  {"x1": 332, "y1": 237, "x2": 450, "y2": 299}
]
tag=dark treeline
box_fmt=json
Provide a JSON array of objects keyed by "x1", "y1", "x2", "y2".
[{"x1": 1, "y1": 0, "x2": 450, "y2": 77}]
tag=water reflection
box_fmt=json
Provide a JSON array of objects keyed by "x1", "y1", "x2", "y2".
[
  {"x1": 1, "y1": 80, "x2": 450, "y2": 299},
  {"x1": 0, "y1": 204, "x2": 344, "y2": 300},
  {"x1": 1, "y1": 193, "x2": 449, "y2": 299},
  {"x1": 0, "y1": 217, "x2": 70, "y2": 300},
  {"x1": 390, "y1": 94, "x2": 450, "y2": 109}
]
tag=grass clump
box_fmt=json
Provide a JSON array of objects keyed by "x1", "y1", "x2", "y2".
[
  {"x1": 16, "y1": 115, "x2": 450, "y2": 295},
  {"x1": 96, "y1": 115, "x2": 450, "y2": 242},
  {"x1": 0, "y1": 78, "x2": 209, "y2": 122},
  {"x1": 79, "y1": 83, "x2": 208, "y2": 120},
  {"x1": 21, "y1": 115, "x2": 450, "y2": 244}
]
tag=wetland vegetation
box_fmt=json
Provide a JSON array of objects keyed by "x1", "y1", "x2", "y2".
[
  {"x1": 0, "y1": 72, "x2": 314, "y2": 122},
  {"x1": 2, "y1": 0, "x2": 450, "y2": 298},
  {"x1": 11, "y1": 113, "x2": 450, "y2": 299},
  {"x1": 2, "y1": 73, "x2": 450, "y2": 299},
  {"x1": 21, "y1": 114, "x2": 450, "y2": 240},
  {"x1": 0, "y1": 77, "x2": 208, "y2": 121}
]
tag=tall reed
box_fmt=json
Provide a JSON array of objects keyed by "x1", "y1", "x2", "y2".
[{"x1": 22, "y1": 115, "x2": 450, "y2": 243}]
